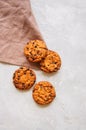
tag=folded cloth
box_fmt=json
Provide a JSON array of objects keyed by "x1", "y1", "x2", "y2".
[{"x1": 0, "y1": 0, "x2": 43, "y2": 67}]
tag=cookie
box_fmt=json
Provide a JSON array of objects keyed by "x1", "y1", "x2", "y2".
[
  {"x1": 24, "y1": 40, "x2": 48, "y2": 62},
  {"x1": 32, "y1": 81, "x2": 56, "y2": 105},
  {"x1": 13, "y1": 67, "x2": 36, "y2": 90},
  {"x1": 40, "y1": 50, "x2": 61, "y2": 72}
]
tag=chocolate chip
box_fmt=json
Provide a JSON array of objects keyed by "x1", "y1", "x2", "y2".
[
  {"x1": 22, "y1": 83, "x2": 25, "y2": 86},
  {"x1": 32, "y1": 57, "x2": 35, "y2": 60},
  {"x1": 30, "y1": 71, "x2": 34, "y2": 76},
  {"x1": 22, "y1": 83, "x2": 26, "y2": 88},
  {"x1": 26, "y1": 47, "x2": 29, "y2": 50},
  {"x1": 31, "y1": 73, "x2": 34, "y2": 76},
  {"x1": 34, "y1": 45, "x2": 37, "y2": 48},
  {"x1": 24, "y1": 70, "x2": 27, "y2": 74},
  {"x1": 30, "y1": 52, "x2": 32, "y2": 55},
  {"x1": 28, "y1": 84, "x2": 30, "y2": 87},
  {"x1": 20, "y1": 67, "x2": 23, "y2": 69},
  {"x1": 17, "y1": 77, "x2": 20, "y2": 80},
  {"x1": 34, "y1": 54, "x2": 36, "y2": 56},
  {"x1": 52, "y1": 62, "x2": 57, "y2": 64},
  {"x1": 37, "y1": 50, "x2": 40, "y2": 54}
]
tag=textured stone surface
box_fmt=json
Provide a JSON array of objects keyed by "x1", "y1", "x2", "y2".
[{"x1": 0, "y1": 0, "x2": 86, "y2": 130}]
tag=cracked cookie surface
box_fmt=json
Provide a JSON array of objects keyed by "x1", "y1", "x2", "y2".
[
  {"x1": 40, "y1": 50, "x2": 61, "y2": 72},
  {"x1": 13, "y1": 67, "x2": 36, "y2": 90},
  {"x1": 24, "y1": 40, "x2": 47, "y2": 62},
  {"x1": 32, "y1": 81, "x2": 56, "y2": 105}
]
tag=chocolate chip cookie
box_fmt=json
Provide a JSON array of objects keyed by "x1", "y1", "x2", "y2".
[
  {"x1": 24, "y1": 40, "x2": 47, "y2": 62},
  {"x1": 32, "y1": 81, "x2": 56, "y2": 105},
  {"x1": 40, "y1": 50, "x2": 61, "y2": 72},
  {"x1": 13, "y1": 67, "x2": 36, "y2": 90}
]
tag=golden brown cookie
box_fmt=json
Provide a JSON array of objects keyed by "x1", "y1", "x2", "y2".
[
  {"x1": 40, "y1": 50, "x2": 61, "y2": 73},
  {"x1": 32, "y1": 81, "x2": 56, "y2": 105},
  {"x1": 24, "y1": 40, "x2": 47, "y2": 62},
  {"x1": 13, "y1": 67, "x2": 36, "y2": 90}
]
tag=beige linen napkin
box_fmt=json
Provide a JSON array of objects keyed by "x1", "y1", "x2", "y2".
[{"x1": 0, "y1": 0, "x2": 43, "y2": 67}]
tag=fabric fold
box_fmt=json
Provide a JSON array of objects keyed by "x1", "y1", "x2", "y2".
[{"x1": 0, "y1": 0, "x2": 43, "y2": 67}]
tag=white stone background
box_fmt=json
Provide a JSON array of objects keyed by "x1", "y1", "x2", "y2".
[{"x1": 0, "y1": 0, "x2": 86, "y2": 130}]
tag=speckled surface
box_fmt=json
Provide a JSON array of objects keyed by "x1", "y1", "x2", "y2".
[{"x1": 0, "y1": 0, "x2": 86, "y2": 130}]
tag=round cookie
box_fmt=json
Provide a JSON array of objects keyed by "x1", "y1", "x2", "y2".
[
  {"x1": 40, "y1": 50, "x2": 61, "y2": 73},
  {"x1": 13, "y1": 67, "x2": 36, "y2": 90},
  {"x1": 24, "y1": 40, "x2": 47, "y2": 62},
  {"x1": 32, "y1": 81, "x2": 56, "y2": 105}
]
